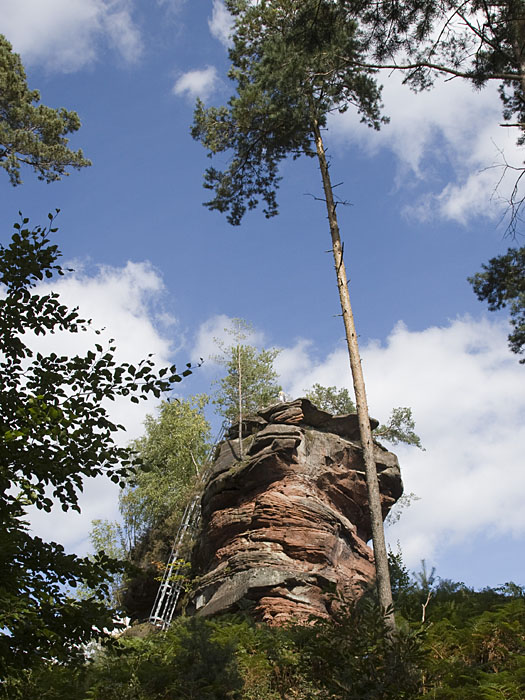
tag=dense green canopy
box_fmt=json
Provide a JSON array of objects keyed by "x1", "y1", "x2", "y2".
[{"x1": 7, "y1": 566, "x2": 525, "y2": 699}]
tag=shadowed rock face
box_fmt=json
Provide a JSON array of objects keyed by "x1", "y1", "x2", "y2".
[{"x1": 187, "y1": 399, "x2": 403, "y2": 624}]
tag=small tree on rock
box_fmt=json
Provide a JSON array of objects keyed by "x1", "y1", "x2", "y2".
[
  {"x1": 305, "y1": 383, "x2": 357, "y2": 415},
  {"x1": 213, "y1": 319, "x2": 281, "y2": 458},
  {"x1": 305, "y1": 383, "x2": 424, "y2": 449}
]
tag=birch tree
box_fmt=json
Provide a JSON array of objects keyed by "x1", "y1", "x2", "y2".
[
  {"x1": 192, "y1": 1, "x2": 396, "y2": 627},
  {"x1": 213, "y1": 319, "x2": 281, "y2": 459}
]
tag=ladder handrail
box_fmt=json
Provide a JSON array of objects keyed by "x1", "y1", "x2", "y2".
[
  {"x1": 148, "y1": 497, "x2": 198, "y2": 625},
  {"x1": 149, "y1": 424, "x2": 226, "y2": 629}
]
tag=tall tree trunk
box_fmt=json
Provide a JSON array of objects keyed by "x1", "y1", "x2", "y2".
[
  {"x1": 311, "y1": 116, "x2": 395, "y2": 631},
  {"x1": 237, "y1": 344, "x2": 244, "y2": 459}
]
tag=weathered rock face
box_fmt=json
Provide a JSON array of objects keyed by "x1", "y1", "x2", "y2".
[{"x1": 187, "y1": 399, "x2": 403, "y2": 624}]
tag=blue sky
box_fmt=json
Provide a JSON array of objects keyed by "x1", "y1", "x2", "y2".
[{"x1": 1, "y1": 0, "x2": 524, "y2": 590}]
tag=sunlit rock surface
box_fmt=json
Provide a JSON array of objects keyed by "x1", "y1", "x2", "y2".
[{"x1": 187, "y1": 398, "x2": 403, "y2": 624}]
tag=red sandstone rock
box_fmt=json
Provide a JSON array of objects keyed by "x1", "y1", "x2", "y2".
[{"x1": 187, "y1": 398, "x2": 402, "y2": 624}]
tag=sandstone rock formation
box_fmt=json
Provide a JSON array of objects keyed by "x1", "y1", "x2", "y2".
[{"x1": 187, "y1": 398, "x2": 403, "y2": 624}]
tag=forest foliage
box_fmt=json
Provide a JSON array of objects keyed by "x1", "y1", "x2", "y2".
[
  {"x1": 88, "y1": 397, "x2": 211, "y2": 611},
  {"x1": 111, "y1": 396, "x2": 210, "y2": 554},
  {"x1": 6, "y1": 561, "x2": 524, "y2": 700}
]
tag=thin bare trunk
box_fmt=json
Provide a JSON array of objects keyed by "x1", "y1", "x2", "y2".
[
  {"x1": 237, "y1": 344, "x2": 244, "y2": 460},
  {"x1": 311, "y1": 115, "x2": 395, "y2": 631},
  {"x1": 190, "y1": 450, "x2": 199, "y2": 474},
  {"x1": 421, "y1": 590, "x2": 432, "y2": 623}
]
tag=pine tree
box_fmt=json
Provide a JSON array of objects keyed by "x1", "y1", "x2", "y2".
[
  {"x1": 468, "y1": 246, "x2": 525, "y2": 363},
  {"x1": 192, "y1": 1, "x2": 395, "y2": 627},
  {"x1": 0, "y1": 35, "x2": 90, "y2": 185}
]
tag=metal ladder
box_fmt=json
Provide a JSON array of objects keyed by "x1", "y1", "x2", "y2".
[{"x1": 148, "y1": 425, "x2": 226, "y2": 629}]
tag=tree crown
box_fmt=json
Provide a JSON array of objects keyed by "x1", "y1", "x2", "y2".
[
  {"x1": 0, "y1": 35, "x2": 91, "y2": 185},
  {"x1": 212, "y1": 319, "x2": 282, "y2": 423},
  {"x1": 192, "y1": 0, "x2": 386, "y2": 224}
]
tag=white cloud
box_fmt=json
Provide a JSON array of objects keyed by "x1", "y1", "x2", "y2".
[
  {"x1": 30, "y1": 260, "x2": 175, "y2": 386},
  {"x1": 24, "y1": 260, "x2": 180, "y2": 554},
  {"x1": 193, "y1": 313, "x2": 232, "y2": 365},
  {"x1": 0, "y1": 0, "x2": 143, "y2": 72},
  {"x1": 273, "y1": 339, "x2": 314, "y2": 389},
  {"x1": 157, "y1": 0, "x2": 186, "y2": 15},
  {"x1": 208, "y1": 0, "x2": 234, "y2": 47},
  {"x1": 173, "y1": 65, "x2": 219, "y2": 101},
  {"x1": 103, "y1": 6, "x2": 142, "y2": 64},
  {"x1": 277, "y1": 316, "x2": 525, "y2": 571},
  {"x1": 330, "y1": 72, "x2": 524, "y2": 227}
]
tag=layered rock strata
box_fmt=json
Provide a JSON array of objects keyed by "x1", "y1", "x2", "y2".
[{"x1": 187, "y1": 398, "x2": 403, "y2": 624}]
